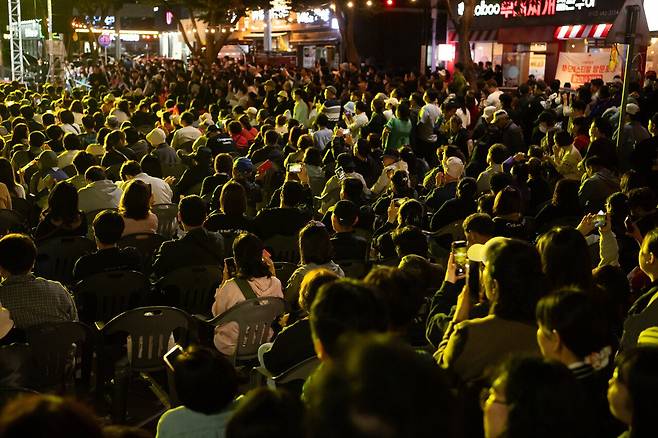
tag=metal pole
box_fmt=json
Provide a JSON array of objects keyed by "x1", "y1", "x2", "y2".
[
  {"x1": 47, "y1": 0, "x2": 54, "y2": 83},
  {"x1": 263, "y1": 9, "x2": 272, "y2": 52},
  {"x1": 430, "y1": 0, "x2": 437, "y2": 72},
  {"x1": 115, "y1": 9, "x2": 121, "y2": 63},
  {"x1": 616, "y1": 5, "x2": 640, "y2": 151}
]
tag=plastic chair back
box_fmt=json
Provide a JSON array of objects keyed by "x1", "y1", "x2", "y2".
[
  {"x1": 157, "y1": 265, "x2": 222, "y2": 316},
  {"x1": 10, "y1": 196, "x2": 38, "y2": 228},
  {"x1": 26, "y1": 322, "x2": 94, "y2": 392},
  {"x1": 273, "y1": 356, "x2": 320, "y2": 386},
  {"x1": 34, "y1": 236, "x2": 96, "y2": 285},
  {"x1": 184, "y1": 182, "x2": 203, "y2": 196},
  {"x1": 102, "y1": 306, "x2": 193, "y2": 371},
  {"x1": 210, "y1": 297, "x2": 286, "y2": 364},
  {"x1": 74, "y1": 270, "x2": 150, "y2": 324},
  {"x1": 264, "y1": 234, "x2": 300, "y2": 264},
  {"x1": 0, "y1": 343, "x2": 33, "y2": 391},
  {"x1": 152, "y1": 203, "x2": 179, "y2": 239},
  {"x1": 118, "y1": 233, "x2": 166, "y2": 275}
]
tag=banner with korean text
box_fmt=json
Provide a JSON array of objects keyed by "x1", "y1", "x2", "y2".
[{"x1": 555, "y1": 52, "x2": 622, "y2": 87}]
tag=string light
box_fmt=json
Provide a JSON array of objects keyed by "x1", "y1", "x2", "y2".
[
  {"x1": 347, "y1": 1, "x2": 354, "y2": 7},
  {"x1": 366, "y1": 0, "x2": 372, "y2": 5}
]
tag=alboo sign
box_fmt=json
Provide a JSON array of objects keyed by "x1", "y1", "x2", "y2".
[{"x1": 458, "y1": 0, "x2": 597, "y2": 19}]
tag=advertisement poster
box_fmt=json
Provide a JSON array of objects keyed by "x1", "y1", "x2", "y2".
[{"x1": 555, "y1": 52, "x2": 622, "y2": 87}]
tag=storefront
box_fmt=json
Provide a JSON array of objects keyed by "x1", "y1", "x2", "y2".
[{"x1": 446, "y1": 0, "x2": 631, "y2": 84}]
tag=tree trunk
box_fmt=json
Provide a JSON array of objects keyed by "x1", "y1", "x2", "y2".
[
  {"x1": 445, "y1": 0, "x2": 476, "y2": 89},
  {"x1": 335, "y1": 3, "x2": 360, "y2": 64},
  {"x1": 177, "y1": 19, "x2": 196, "y2": 54}
]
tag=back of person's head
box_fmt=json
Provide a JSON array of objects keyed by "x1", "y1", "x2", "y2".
[
  {"x1": 63, "y1": 133, "x2": 81, "y2": 151},
  {"x1": 299, "y1": 268, "x2": 340, "y2": 313},
  {"x1": 365, "y1": 266, "x2": 423, "y2": 331},
  {"x1": 536, "y1": 226, "x2": 593, "y2": 291},
  {"x1": 592, "y1": 264, "x2": 631, "y2": 332},
  {"x1": 226, "y1": 388, "x2": 303, "y2": 438},
  {"x1": 488, "y1": 357, "x2": 589, "y2": 438},
  {"x1": 612, "y1": 347, "x2": 658, "y2": 437},
  {"x1": 463, "y1": 212, "x2": 495, "y2": 237},
  {"x1": 73, "y1": 151, "x2": 95, "y2": 176},
  {"x1": 485, "y1": 238, "x2": 546, "y2": 321},
  {"x1": 264, "y1": 130, "x2": 280, "y2": 146},
  {"x1": 457, "y1": 177, "x2": 478, "y2": 201},
  {"x1": 29, "y1": 131, "x2": 46, "y2": 148},
  {"x1": 554, "y1": 130, "x2": 573, "y2": 148},
  {"x1": 493, "y1": 185, "x2": 522, "y2": 217},
  {"x1": 303, "y1": 147, "x2": 322, "y2": 166},
  {"x1": 488, "y1": 143, "x2": 508, "y2": 165},
  {"x1": 228, "y1": 121, "x2": 243, "y2": 135},
  {"x1": 392, "y1": 225, "x2": 428, "y2": 258},
  {"x1": 299, "y1": 222, "x2": 333, "y2": 265},
  {"x1": 58, "y1": 109, "x2": 75, "y2": 125},
  {"x1": 398, "y1": 199, "x2": 424, "y2": 227},
  {"x1": 315, "y1": 113, "x2": 329, "y2": 127},
  {"x1": 179, "y1": 195, "x2": 207, "y2": 227},
  {"x1": 84, "y1": 166, "x2": 107, "y2": 183},
  {"x1": 233, "y1": 232, "x2": 270, "y2": 279},
  {"x1": 93, "y1": 210, "x2": 125, "y2": 245},
  {"x1": 220, "y1": 181, "x2": 247, "y2": 215},
  {"x1": 180, "y1": 111, "x2": 195, "y2": 126},
  {"x1": 341, "y1": 177, "x2": 364, "y2": 202},
  {"x1": 398, "y1": 255, "x2": 444, "y2": 291},
  {"x1": 627, "y1": 187, "x2": 657, "y2": 217},
  {"x1": 280, "y1": 180, "x2": 305, "y2": 208},
  {"x1": 119, "y1": 161, "x2": 142, "y2": 180},
  {"x1": 0, "y1": 233, "x2": 36, "y2": 276},
  {"x1": 104, "y1": 130, "x2": 124, "y2": 150},
  {"x1": 490, "y1": 172, "x2": 515, "y2": 194},
  {"x1": 551, "y1": 178, "x2": 581, "y2": 214},
  {"x1": 305, "y1": 334, "x2": 456, "y2": 438},
  {"x1": 0, "y1": 394, "x2": 103, "y2": 438},
  {"x1": 48, "y1": 181, "x2": 79, "y2": 224},
  {"x1": 173, "y1": 346, "x2": 238, "y2": 415},
  {"x1": 119, "y1": 179, "x2": 151, "y2": 220},
  {"x1": 536, "y1": 287, "x2": 610, "y2": 360},
  {"x1": 310, "y1": 279, "x2": 388, "y2": 359}
]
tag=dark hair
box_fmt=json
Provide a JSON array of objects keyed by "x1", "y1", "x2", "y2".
[
  {"x1": 0, "y1": 233, "x2": 36, "y2": 275},
  {"x1": 536, "y1": 287, "x2": 609, "y2": 358},
  {"x1": 228, "y1": 121, "x2": 243, "y2": 135},
  {"x1": 220, "y1": 182, "x2": 247, "y2": 216},
  {"x1": 536, "y1": 227, "x2": 593, "y2": 291},
  {"x1": 316, "y1": 113, "x2": 329, "y2": 127},
  {"x1": 299, "y1": 268, "x2": 340, "y2": 313},
  {"x1": 463, "y1": 212, "x2": 495, "y2": 236},
  {"x1": 73, "y1": 151, "x2": 95, "y2": 176},
  {"x1": 0, "y1": 158, "x2": 17, "y2": 193},
  {"x1": 47, "y1": 181, "x2": 80, "y2": 225},
  {"x1": 365, "y1": 266, "x2": 423, "y2": 330},
  {"x1": 119, "y1": 179, "x2": 151, "y2": 220},
  {"x1": 304, "y1": 334, "x2": 456, "y2": 438},
  {"x1": 180, "y1": 111, "x2": 195, "y2": 126},
  {"x1": 486, "y1": 239, "x2": 546, "y2": 321},
  {"x1": 92, "y1": 210, "x2": 125, "y2": 245},
  {"x1": 140, "y1": 154, "x2": 162, "y2": 178},
  {"x1": 341, "y1": 177, "x2": 363, "y2": 203},
  {"x1": 226, "y1": 388, "x2": 303, "y2": 438},
  {"x1": 119, "y1": 161, "x2": 142, "y2": 180},
  {"x1": 233, "y1": 232, "x2": 271, "y2": 279},
  {"x1": 493, "y1": 186, "x2": 522, "y2": 217},
  {"x1": 215, "y1": 153, "x2": 234, "y2": 175},
  {"x1": 551, "y1": 179, "x2": 581, "y2": 215},
  {"x1": 398, "y1": 199, "x2": 424, "y2": 227},
  {"x1": 592, "y1": 264, "x2": 631, "y2": 336},
  {"x1": 299, "y1": 222, "x2": 333, "y2": 265},
  {"x1": 495, "y1": 357, "x2": 589, "y2": 438},
  {"x1": 173, "y1": 346, "x2": 238, "y2": 415},
  {"x1": 104, "y1": 130, "x2": 125, "y2": 151},
  {"x1": 489, "y1": 143, "x2": 508, "y2": 165},
  {"x1": 310, "y1": 279, "x2": 388, "y2": 358},
  {"x1": 58, "y1": 109, "x2": 75, "y2": 125},
  {"x1": 63, "y1": 133, "x2": 81, "y2": 151},
  {"x1": 614, "y1": 347, "x2": 658, "y2": 438},
  {"x1": 303, "y1": 147, "x2": 322, "y2": 166},
  {"x1": 0, "y1": 394, "x2": 103, "y2": 438},
  {"x1": 554, "y1": 130, "x2": 573, "y2": 148},
  {"x1": 179, "y1": 195, "x2": 207, "y2": 227},
  {"x1": 490, "y1": 172, "x2": 515, "y2": 194},
  {"x1": 280, "y1": 180, "x2": 305, "y2": 208},
  {"x1": 84, "y1": 166, "x2": 107, "y2": 182},
  {"x1": 592, "y1": 116, "x2": 613, "y2": 138},
  {"x1": 392, "y1": 225, "x2": 428, "y2": 258}
]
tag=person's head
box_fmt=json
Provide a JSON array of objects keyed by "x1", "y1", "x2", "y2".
[
  {"x1": 0, "y1": 233, "x2": 36, "y2": 277},
  {"x1": 608, "y1": 347, "x2": 658, "y2": 434},
  {"x1": 180, "y1": 111, "x2": 195, "y2": 127},
  {"x1": 178, "y1": 195, "x2": 207, "y2": 229},
  {"x1": 536, "y1": 226, "x2": 592, "y2": 291},
  {"x1": 305, "y1": 334, "x2": 455, "y2": 438},
  {"x1": 310, "y1": 279, "x2": 388, "y2": 360},
  {"x1": 550, "y1": 179, "x2": 580, "y2": 214},
  {"x1": 62, "y1": 133, "x2": 82, "y2": 152},
  {"x1": 489, "y1": 172, "x2": 514, "y2": 195},
  {"x1": 493, "y1": 186, "x2": 522, "y2": 218},
  {"x1": 487, "y1": 144, "x2": 508, "y2": 166},
  {"x1": 119, "y1": 161, "x2": 142, "y2": 181},
  {"x1": 226, "y1": 388, "x2": 304, "y2": 438},
  {"x1": 392, "y1": 225, "x2": 428, "y2": 258},
  {"x1": 584, "y1": 155, "x2": 606, "y2": 178},
  {"x1": 482, "y1": 238, "x2": 546, "y2": 321},
  {"x1": 483, "y1": 357, "x2": 587, "y2": 438},
  {"x1": 0, "y1": 394, "x2": 103, "y2": 438},
  {"x1": 463, "y1": 213, "x2": 495, "y2": 246},
  {"x1": 47, "y1": 181, "x2": 79, "y2": 224},
  {"x1": 331, "y1": 200, "x2": 359, "y2": 233},
  {"x1": 456, "y1": 177, "x2": 477, "y2": 201},
  {"x1": 119, "y1": 179, "x2": 152, "y2": 220},
  {"x1": 639, "y1": 229, "x2": 658, "y2": 281},
  {"x1": 84, "y1": 166, "x2": 107, "y2": 183},
  {"x1": 365, "y1": 266, "x2": 423, "y2": 332},
  {"x1": 627, "y1": 187, "x2": 657, "y2": 220},
  {"x1": 0, "y1": 158, "x2": 16, "y2": 191},
  {"x1": 92, "y1": 210, "x2": 125, "y2": 247},
  {"x1": 536, "y1": 287, "x2": 609, "y2": 364},
  {"x1": 397, "y1": 199, "x2": 424, "y2": 228},
  {"x1": 280, "y1": 180, "x2": 305, "y2": 208},
  {"x1": 233, "y1": 232, "x2": 270, "y2": 279},
  {"x1": 299, "y1": 222, "x2": 333, "y2": 265},
  {"x1": 340, "y1": 177, "x2": 364, "y2": 203},
  {"x1": 554, "y1": 130, "x2": 573, "y2": 149},
  {"x1": 172, "y1": 345, "x2": 238, "y2": 415},
  {"x1": 298, "y1": 268, "x2": 340, "y2": 314},
  {"x1": 104, "y1": 130, "x2": 126, "y2": 151},
  {"x1": 589, "y1": 116, "x2": 613, "y2": 140},
  {"x1": 315, "y1": 112, "x2": 329, "y2": 128}
]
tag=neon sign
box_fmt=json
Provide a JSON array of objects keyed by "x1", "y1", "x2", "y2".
[{"x1": 458, "y1": 0, "x2": 596, "y2": 19}]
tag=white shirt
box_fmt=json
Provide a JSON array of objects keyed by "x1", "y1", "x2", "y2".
[
  {"x1": 347, "y1": 112, "x2": 369, "y2": 139},
  {"x1": 486, "y1": 90, "x2": 503, "y2": 109},
  {"x1": 418, "y1": 103, "x2": 440, "y2": 142},
  {"x1": 171, "y1": 126, "x2": 202, "y2": 150},
  {"x1": 60, "y1": 123, "x2": 81, "y2": 135},
  {"x1": 118, "y1": 172, "x2": 173, "y2": 205}
]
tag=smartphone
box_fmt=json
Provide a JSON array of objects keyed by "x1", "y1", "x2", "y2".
[
  {"x1": 594, "y1": 210, "x2": 606, "y2": 228},
  {"x1": 224, "y1": 257, "x2": 237, "y2": 278},
  {"x1": 163, "y1": 344, "x2": 184, "y2": 372},
  {"x1": 452, "y1": 240, "x2": 468, "y2": 276},
  {"x1": 286, "y1": 162, "x2": 302, "y2": 173},
  {"x1": 335, "y1": 166, "x2": 346, "y2": 180}
]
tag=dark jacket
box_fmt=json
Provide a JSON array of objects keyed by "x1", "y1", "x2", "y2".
[
  {"x1": 252, "y1": 207, "x2": 311, "y2": 241},
  {"x1": 152, "y1": 227, "x2": 224, "y2": 278},
  {"x1": 73, "y1": 247, "x2": 142, "y2": 282},
  {"x1": 620, "y1": 285, "x2": 658, "y2": 352},
  {"x1": 578, "y1": 169, "x2": 620, "y2": 213},
  {"x1": 262, "y1": 318, "x2": 315, "y2": 376},
  {"x1": 331, "y1": 232, "x2": 369, "y2": 261}
]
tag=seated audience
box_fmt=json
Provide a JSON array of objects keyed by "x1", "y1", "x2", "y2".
[{"x1": 119, "y1": 179, "x2": 158, "y2": 236}]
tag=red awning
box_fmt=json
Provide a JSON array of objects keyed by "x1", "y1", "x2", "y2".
[
  {"x1": 554, "y1": 24, "x2": 612, "y2": 40},
  {"x1": 447, "y1": 29, "x2": 498, "y2": 42}
]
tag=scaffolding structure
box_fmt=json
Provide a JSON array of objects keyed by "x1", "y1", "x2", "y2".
[{"x1": 7, "y1": 0, "x2": 25, "y2": 82}]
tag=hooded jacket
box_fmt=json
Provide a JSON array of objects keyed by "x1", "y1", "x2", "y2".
[{"x1": 78, "y1": 179, "x2": 123, "y2": 213}]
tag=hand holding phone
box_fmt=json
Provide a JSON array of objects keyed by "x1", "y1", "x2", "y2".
[
  {"x1": 224, "y1": 257, "x2": 237, "y2": 280},
  {"x1": 451, "y1": 240, "x2": 468, "y2": 277},
  {"x1": 286, "y1": 162, "x2": 302, "y2": 173}
]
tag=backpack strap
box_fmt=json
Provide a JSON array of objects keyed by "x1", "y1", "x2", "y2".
[{"x1": 234, "y1": 278, "x2": 258, "y2": 301}]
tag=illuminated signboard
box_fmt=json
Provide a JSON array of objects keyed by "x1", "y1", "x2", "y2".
[{"x1": 458, "y1": 0, "x2": 596, "y2": 19}]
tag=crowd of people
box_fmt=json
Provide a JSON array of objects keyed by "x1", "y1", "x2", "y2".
[{"x1": 0, "y1": 54, "x2": 657, "y2": 438}]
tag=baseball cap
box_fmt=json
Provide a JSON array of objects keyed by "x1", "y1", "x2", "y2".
[
  {"x1": 385, "y1": 97, "x2": 400, "y2": 106},
  {"x1": 492, "y1": 109, "x2": 509, "y2": 123},
  {"x1": 333, "y1": 200, "x2": 359, "y2": 226},
  {"x1": 233, "y1": 157, "x2": 254, "y2": 173},
  {"x1": 626, "y1": 103, "x2": 641, "y2": 116},
  {"x1": 343, "y1": 101, "x2": 356, "y2": 113},
  {"x1": 483, "y1": 106, "x2": 497, "y2": 121},
  {"x1": 443, "y1": 156, "x2": 464, "y2": 179},
  {"x1": 466, "y1": 236, "x2": 510, "y2": 263},
  {"x1": 325, "y1": 85, "x2": 337, "y2": 95},
  {"x1": 146, "y1": 128, "x2": 166, "y2": 146},
  {"x1": 277, "y1": 90, "x2": 288, "y2": 98}
]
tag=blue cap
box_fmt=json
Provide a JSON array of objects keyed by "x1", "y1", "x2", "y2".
[{"x1": 233, "y1": 157, "x2": 254, "y2": 173}]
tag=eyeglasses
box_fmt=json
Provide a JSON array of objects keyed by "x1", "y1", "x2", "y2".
[{"x1": 480, "y1": 387, "x2": 508, "y2": 410}]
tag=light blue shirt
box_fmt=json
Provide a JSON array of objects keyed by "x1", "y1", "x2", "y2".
[{"x1": 156, "y1": 404, "x2": 234, "y2": 438}]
